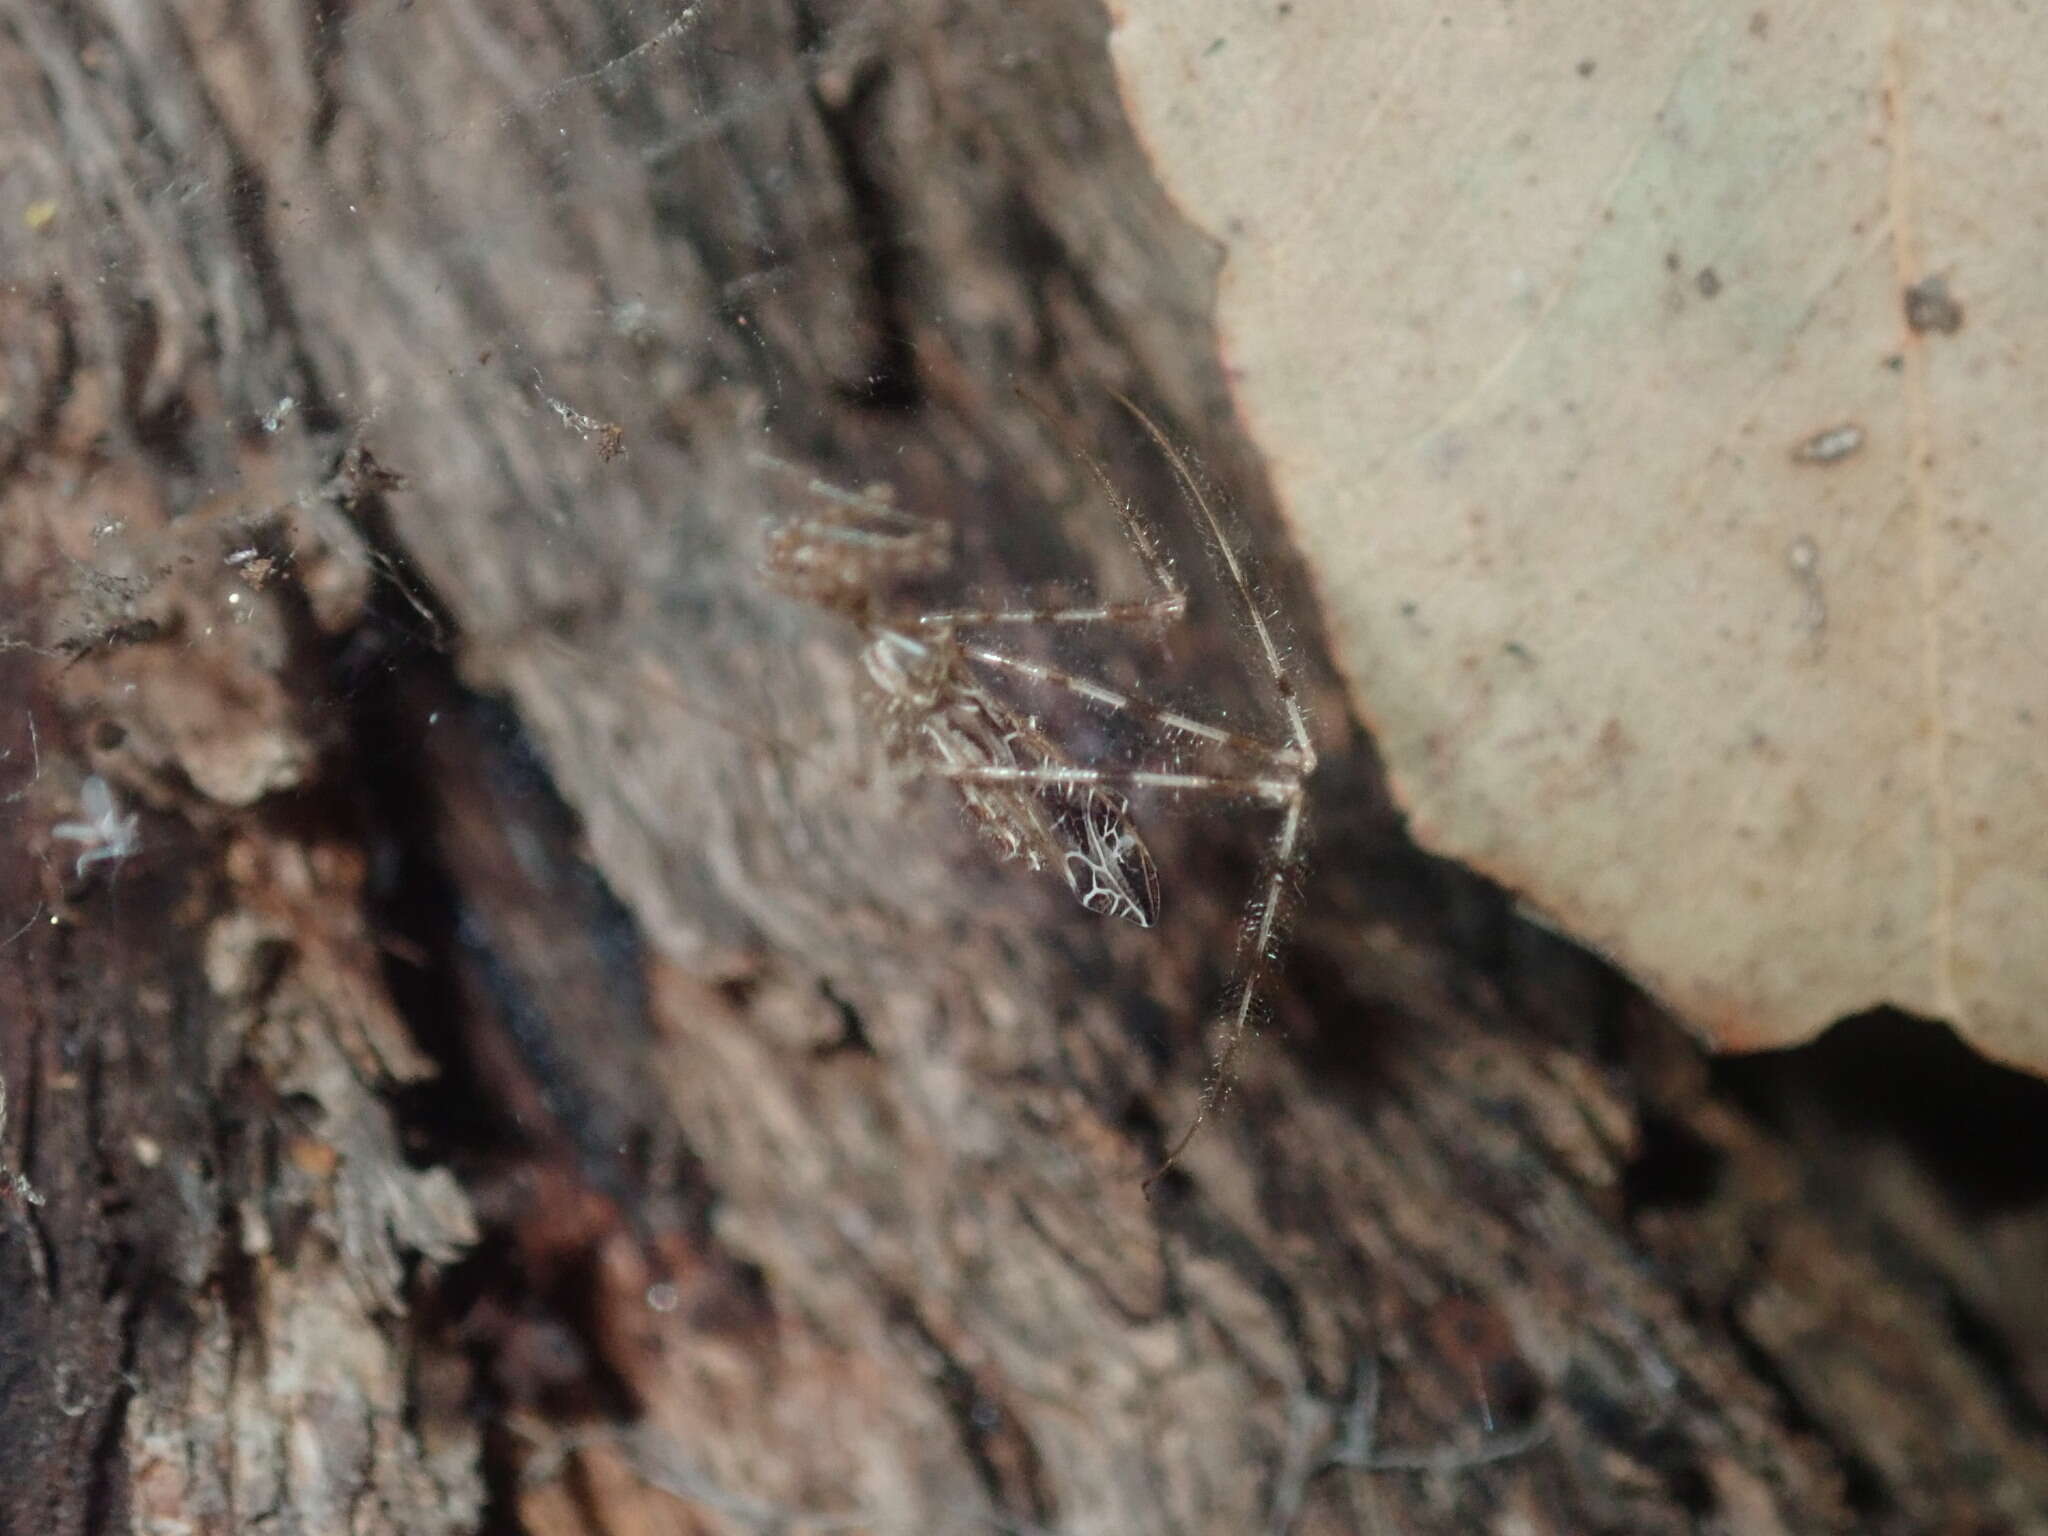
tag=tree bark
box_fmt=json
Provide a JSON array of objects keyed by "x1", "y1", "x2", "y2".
[{"x1": 3, "y1": 1, "x2": 2046, "y2": 1533}]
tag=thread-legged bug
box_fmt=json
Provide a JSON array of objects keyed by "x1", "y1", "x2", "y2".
[{"x1": 761, "y1": 392, "x2": 1314, "y2": 1181}]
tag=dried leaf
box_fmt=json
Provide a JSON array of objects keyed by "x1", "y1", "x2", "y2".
[{"x1": 1112, "y1": 5, "x2": 2048, "y2": 1065}]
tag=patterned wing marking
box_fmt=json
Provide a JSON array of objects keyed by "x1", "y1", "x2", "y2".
[{"x1": 1054, "y1": 787, "x2": 1160, "y2": 929}]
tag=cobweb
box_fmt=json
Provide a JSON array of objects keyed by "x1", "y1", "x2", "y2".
[
  {"x1": 0, "y1": 9, "x2": 1377, "y2": 1527},
  {"x1": 2, "y1": 0, "x2": 1258, "y2": 973}
]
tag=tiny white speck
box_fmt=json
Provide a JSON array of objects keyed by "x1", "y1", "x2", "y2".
[
  {"x1": 1792, "y1": 422, "x2": 1864, "y2": 465},
  {"x1": 646, "y1": 1282, "x2": 680, "y2": 1312},
  {"x1": 53, "y1": 774, "x2": 140, "y2": 877}
]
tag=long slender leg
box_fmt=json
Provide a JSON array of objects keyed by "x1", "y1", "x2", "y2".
[
  {"x1": 959, "y1": 643, "x2": 1297, "y2": 763},
  {"x1": 1103, "y1": 393, "x2": 1326, "y2": 1184},
  {"x1": 1149, "y1": 791, "x2": 1305, "y2": 1187},
  {"x1": 750, "y1": 450, "x2": 947, "y2": 561},
  {"x1": 912, "y1": 593, "x2": 1185, "y2": 629},
  {"x1": 935, "y1": 760, "x2": 1302, "y2": 806},
  {"x1": 935, "y1": 750, "x2": 1308, "y2": 1183},
  {"x1": 749, "y1": 449, "x2": 932, "y2": 534},
  {"x1": 909, "y1": 389, "x2": 1194, "y2": 633},
  {"x1": 753, "y1": 451, "x2": 951, "y2": 596},
  {"x1": 1021, "y1": 382, "x2": 1188, "y2": 604}
]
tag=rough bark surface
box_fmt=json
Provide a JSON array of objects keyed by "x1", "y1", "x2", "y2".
[{"x1": 1, "y1": 2, "x2": 2045, "y2": 1533}]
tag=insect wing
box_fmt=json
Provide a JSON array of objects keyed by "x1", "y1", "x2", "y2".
[{"x1": 1052, "y1": 787, "x2": 1160, "y2": 928}]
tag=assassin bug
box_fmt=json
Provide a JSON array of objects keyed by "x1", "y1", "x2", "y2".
[{"x1": 761, "y1": 392, "x2": 1314, "y2": 1178}]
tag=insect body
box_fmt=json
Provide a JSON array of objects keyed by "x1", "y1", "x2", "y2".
[
  {"x1": 761, "y1": 392, "x2": 1314, "y2": 1179},
  {"x1": 769, "y1": 489, "x2": 1165, "y2": 928},
  {"x1": 871, "y1": 626, "x2": 1163, "y2": 927}
]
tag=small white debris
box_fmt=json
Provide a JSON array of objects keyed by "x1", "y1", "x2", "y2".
[
  {"x1": 611, "y1": 299, "x2": 650, "y2": 336},
  {"x1": 1791, "y1": 423, "x2": 1865, "y2": 465},
  {"x1": 260, "y1": 394, "x2": 297, "y2": 434},
  {"x1": 52, "y1": 775, "x2": 140, "y2": 877},
  {"x1": 1787, "y1": 534, "x2": 1828, "y2": 657}
]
